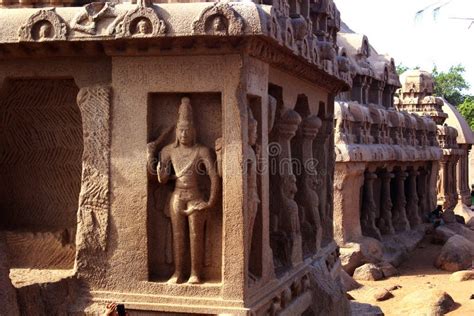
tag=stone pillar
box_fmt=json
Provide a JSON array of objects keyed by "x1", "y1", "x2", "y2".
[
  {"x1": 360, "y1": 171, "x2": 382, "y2": 240},
  {"x1": 417, "y1": 167, "x2": 428, "y2": 220},
  {"x1": 457, "y1": 146, "x2": 471, "y2": 205},
  {"x1": 378, "y1": 170, "x2": 395, "y2": 235},
  {"x1": 392, "y1": 170, "x2": 410, "y2": 232},
  {"x1": 294, "y1": 115, "x2": 322, "y2": 254},
  {"x1": 333, "y1": 163, "x2": 366, "y2": 244},
  {"x1": 437, "y1": 159, "x2": 448, "y2": 208},
  {"x1": 270, "y1": 108, "x2": 303, "y2": 268},
  {"x1": 406, "y1": 169, "x2": 421, "y2": 227}
]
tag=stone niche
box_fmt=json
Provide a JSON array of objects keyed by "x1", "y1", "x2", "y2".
[
  {"x1": 147, "y1": 93, "x2": 222, "y2": 283},
  {"x1": 0, "y1": 78, "x2": 83, "y2": 269}
]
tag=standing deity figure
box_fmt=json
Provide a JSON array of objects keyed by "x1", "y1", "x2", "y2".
[
  {"x1": 246, "y1": 109, "x2": 260, "y2": 281},
  {"x1": 157, "y1": 97, "x2": 219, "y2": 284}
]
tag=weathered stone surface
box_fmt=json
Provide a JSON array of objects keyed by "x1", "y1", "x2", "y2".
[
  {"x1": 398, "y1": 290, "x2": 456, "y2": 316},
  {"x1": 374, "y1": 288, "x2": 394, "y2": 301},
  {"x1": 387, "y1": 284, "x2": 402, "y2": 291},
  {"x1": 0, "y1": 233, "x2": 19, "y2": 316},
  {"x1": 378, "y1": 262, "x2": 399, "y2": 278},
  {"x1": 340, "y1": 239, "x2": 383, "y2": 275},
  {"x1": 441, "y1": 209, "x2": 457, "y2": 224},
  {"x1": 307, "y1": 259, "x2": 351, "y2": 316},
  {"x1": 435, "y1": 235, "x2": 474, "y2": 271},
  {"x1": 350, "y1": 302, "x2": 384, "y2": 316},
  {"x1": 449, "y1": 270, "x2": 474, "y2": 282},
  {"x1": 353, "y1": 263, "x2": 383, "y2": 281},
  {"x1": 340, "y1": 269, "x2": 362, "y2": 292}
]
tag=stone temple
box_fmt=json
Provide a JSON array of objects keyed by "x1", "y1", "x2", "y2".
[{"x1": 0, "y1": 1, "x2": 472, "y2": 315}]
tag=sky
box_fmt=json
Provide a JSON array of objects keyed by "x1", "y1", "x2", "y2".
[{"x1": 334, "y1": 0, "x2": 474, "y2": 94}]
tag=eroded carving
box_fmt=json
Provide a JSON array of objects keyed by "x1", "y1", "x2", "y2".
[
  {"x1": 156, "y1": 97, "x2": 219, "y2": 284},
  {"x1": 71, "y1": 2, "x2": 117, "y2": 35},
  {"x1": 19, "y1": 9, "x2": 67, "y2": 42},
  {"x1": 192, "y1": 2, "x2": 244, "y2": 36},
  {"x1": 116, "y1": 6, "x2": 166, "y2": 38}
]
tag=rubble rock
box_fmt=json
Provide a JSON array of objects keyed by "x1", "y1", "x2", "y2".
[
  {"x1": 374, "y1": 288, "x2": 394, "y2": 301},
  {"x1": 387, "y1": 284, "x2": 402, "y2": 291},
  {"x1": 453, "y1": 202, "x2": 474, "y2": 224},
  {"x1": 435, "y1": 235, "x2": 474, "y2": 272},
  {"x1": 353, "y1": 263, "x2": 383, "y2": 281},
  {"x1": 441, "y1": 209, "x2": 457, "y2": 224},
  {"x1": 307, "y1": 258, "x2": 351, "y2": 316},
  {"x1": 398, "y1": 289, "x2": 455, "y2": 316},
  {"x1": 340, "y1": 238, "x2": 383, "y2": 275},
  {"x1": 350, "y1": 302, "x2": 384, "y2": 316},
  {"x1": 378, "y1": 262, "x2": 399, "y2": 278},
  {"x1": 432, "y1": 226, "x2": 456, "y2": 244},
  {"x1": 449, "y1": 270, "x2": 474, "y2": 282}
]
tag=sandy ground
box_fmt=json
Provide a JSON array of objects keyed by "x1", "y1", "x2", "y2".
[{"x1": 349, "y1": 236, "x2": 474, "y2": 315}]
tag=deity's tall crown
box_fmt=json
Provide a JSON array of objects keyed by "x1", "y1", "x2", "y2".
[{"x1": 177, "y1": 97, "x2": 194, "y2": 127}]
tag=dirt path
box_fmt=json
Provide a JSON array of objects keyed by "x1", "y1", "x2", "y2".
[{"x1": 349, "y1": 236, "x2": 474, "y2": 315}]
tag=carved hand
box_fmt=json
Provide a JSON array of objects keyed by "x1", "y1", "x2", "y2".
[{"x1": 183, "y1": 201, "x2": 209, "y2": 216}]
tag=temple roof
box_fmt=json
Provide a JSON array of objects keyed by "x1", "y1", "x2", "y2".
[{"x1": 441, "y1": 98, "x2": 474, "y2": 145}]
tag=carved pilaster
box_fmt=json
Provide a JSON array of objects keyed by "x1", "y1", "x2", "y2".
[
  {"x1": 417, "y1": 168, "x2": 428, "y2": 219},
  {"x1": 360, "y1": 171, "x2": 382, "y2": 240},
  {"x1": 75, "y1": 86, "x2": 111, "y2": 282},
  {"x1": 295, "y1": 115, "x2": 322, "y2": 255},
  {"x1": 392, "y1": 170, "x2": 410, "y2": 232},
  {"x1": 378, "y1": 171, "x2": 395, "y2": 235},
  {"x1": 270, "y1": 108, "x2": 303, "y2": 269},
  {"x1": 406, "y1": 169, "x2": 421, "y2": 226}
]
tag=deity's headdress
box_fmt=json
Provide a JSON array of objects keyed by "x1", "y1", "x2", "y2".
[
  {"x1": 177, "y1": 97, "x2": 194, "y2": 128},
  {"x1": 174, "y1": 97, "x2": 196, "y2": 146}
]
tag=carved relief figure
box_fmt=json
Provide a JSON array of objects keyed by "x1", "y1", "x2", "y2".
[
  {"x1": 71, "y1": 2, "x2": 116, "y2": 35},
  {"x1": 157, "y1": 97, "x2": 219, "y2": 284},
  {"x1": 246, "y1": 108, "x2": 260, "y2": 281},
  {"x1": 210, "y1": 15, "x2": 228, "y2": 36}
]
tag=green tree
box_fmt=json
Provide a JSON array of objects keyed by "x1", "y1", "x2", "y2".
[
  {"x1": 458, "y1": 97, "x2": 474, "y2": 130},
  {"x1": 432, "y1": 64, "x2": 470, "y2": 105},
  {"x1": 396, "y1": 63, "x2": 409, "y2": 75}
]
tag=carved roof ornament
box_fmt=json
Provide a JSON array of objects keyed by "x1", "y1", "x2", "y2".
[
  {"x1": 116, "y1": 4, "x2": 166, "y2": 38},
  {"x1": 192, "y1": 1, "x2": 244, "y2": 36},
  {"x1": 71, "y1": 2, "x2": 117, "y2": 35},
  {"x1": 18, "y1": 9, "x2": 67, "y2": 42}
]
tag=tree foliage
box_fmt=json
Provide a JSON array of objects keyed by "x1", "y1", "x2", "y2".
[
  {"x1": 458, "y1": 97, "x2": 474, "y2": 130},
  {"x1": 432, "y1": 64, "x2": 470, "y2": 105}
]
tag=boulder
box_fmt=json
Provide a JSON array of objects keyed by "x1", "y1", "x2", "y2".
[
  {"x1": 398, "y1": 289, "x2": 455, "y2": 316},
  {"x1": 340, "y1": 269, "x2": 362, "y2": 292},
  {"x1": 432, "y1": 226, "x2": 456, "y2": 244},
  {"x1": 350, "y1": 302, "x2": 384, "y2": 316},
  {"x1": 353, "y1": 263, "x2": 383, "y2": 281},
  {"x1": 340, "y1": 238, "x2": 383, "y2": 275},
  {"x1": 387, "y1": 284, "x2": 402, "y2": 291},
  {"x1": 435, "y1": 235, "x2": 474, "y2": 272},
  {"x1": 378, "y1": 262, "x2": 399, "y2": 278},
  {"x1": 453, "y1": 202, "x2": 474, "y2": 224},
  {"x1": 449, "y1": 270, "x2": 474, "y2": 282},
  {"x1": 441, "y1": 209, "x2": 457, "y2": 224},
  {"x1": 373, "y1": 288, "x2": 394, "y2": 301}
]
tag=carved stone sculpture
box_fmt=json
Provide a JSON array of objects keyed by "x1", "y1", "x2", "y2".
[
  {"x1": 19, "y1": 9, "x2": 67, "y2": 41},
  {"x1": 246, "y1": 108, "x2": 260, "y2": 282},
  {"x1": 360, "y1": 171, "x2": 382, "y2": 240},
  {"x1": 192, "y1": 1, "x2": 244, "y2": 36},
  {"x1": 157, "y1": 97, "x2": 219, "y2": 284},
  {"x1": 294, "y1": 115, "x2": 323, "y2": 254}
]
